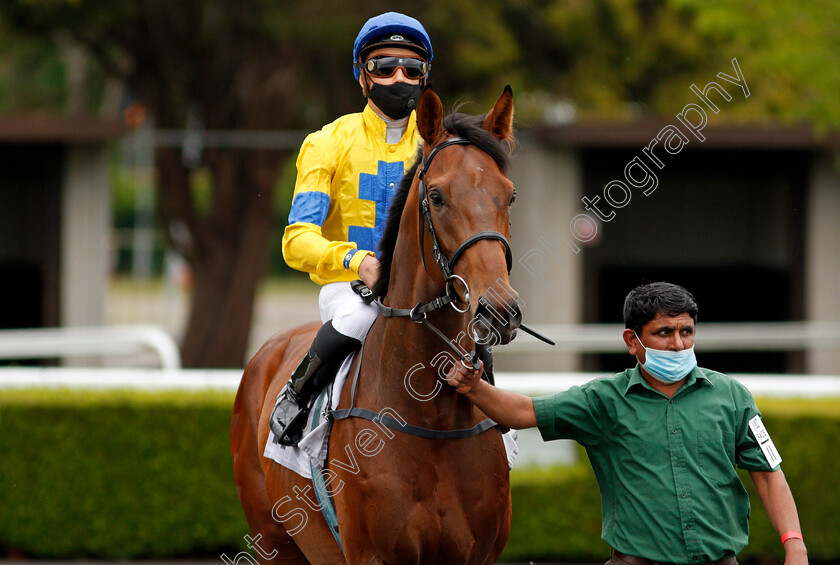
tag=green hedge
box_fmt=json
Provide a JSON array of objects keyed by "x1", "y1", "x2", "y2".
[
  {"x1": 0, "y1": 389, "x2": 246, "y2": 558},
  {"x1": 1, "y1": 389, "x2": 838, "y2": 561}
]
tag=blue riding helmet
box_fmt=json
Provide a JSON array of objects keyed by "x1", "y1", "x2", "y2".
[{"x1": 353, "y1": 12, "x2": 433, "y2": 80}]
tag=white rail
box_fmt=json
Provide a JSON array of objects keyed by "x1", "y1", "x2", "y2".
[
  {"x1": 505, "y1": 321, "x2": 840, "y2": 353},
  {"x1": 0, "y1": 325, "x2": 181, "y2": 370},
  {"x1": 1, "y1": 322, "x2": 838, "y2": 383},
  {"x1": 0, "y1": 368, "x2": 838, "y2": 398}
]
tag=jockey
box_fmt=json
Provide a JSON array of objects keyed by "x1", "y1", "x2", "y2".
[{"x1": 270, "y1": 12, "x2": 434, "y2": 446}]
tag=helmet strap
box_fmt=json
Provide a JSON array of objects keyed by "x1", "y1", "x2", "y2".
[{"x1": 361, "y1": 71, "x2": 373, "y2": 98}]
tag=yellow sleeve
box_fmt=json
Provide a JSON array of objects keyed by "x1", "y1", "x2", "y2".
[
  {"x1": 281, "y1": 131, "x2": 372, "y2": 281},
  {"x1": 282, "y1": 223, "x2": 373, "y2": 277}
]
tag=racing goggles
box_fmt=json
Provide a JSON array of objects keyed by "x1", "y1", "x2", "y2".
[{"x1": 357, "y1": 56, "x2": 429, "y2": 79}]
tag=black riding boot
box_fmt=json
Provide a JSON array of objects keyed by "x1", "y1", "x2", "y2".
[
  {"x1": 270, "y1": 320, "x2": 361, "y2": 446},
  {"x1": 476, "y1": 344, "x2": 495, "y2": 386}
]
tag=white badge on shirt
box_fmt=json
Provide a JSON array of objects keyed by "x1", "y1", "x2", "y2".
[{"x1": 748, "y1": 415, "x2": 782, "y2": 467}]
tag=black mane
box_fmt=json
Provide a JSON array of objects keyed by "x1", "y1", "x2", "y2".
[{"x1": 371, "y1": 112, "x2": 511, "y2": 300}]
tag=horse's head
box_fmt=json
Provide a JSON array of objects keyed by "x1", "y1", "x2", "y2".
[{"x1": 411, "y1": 86, "x2": 522, "y2": 345}]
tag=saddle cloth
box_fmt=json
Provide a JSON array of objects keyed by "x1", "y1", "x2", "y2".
[
  {"x1": 263, "y1": 353, "x2": 519, "y2": 479},
  {"x1": 263, "y1": 353, "x2": 354, "y2": 479}
]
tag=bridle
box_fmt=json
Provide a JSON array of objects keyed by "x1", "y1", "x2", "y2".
[
  {"x1": 375, "y1": 136, "x2": 513, "y2": 368},
  {"x1": 333, "y1": 136, "x2": 552, "y2": 440},
  {"x1": 417, "y1": 137, "x2": 513, "y2": 286}
]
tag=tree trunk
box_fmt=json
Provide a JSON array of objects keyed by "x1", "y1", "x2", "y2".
[
  {"x1": 157, "y1": 147, "x2": 280, "y2": 368},
  {"x1": 180, "y1": 211, "x2": 271, "y2": 368}
]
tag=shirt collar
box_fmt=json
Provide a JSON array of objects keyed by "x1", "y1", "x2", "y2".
[
  {"x1": 363, "y1": 105, "x2": 388, "y2": 139},
  {"x1": 362, "y1": 104, "x2": 417, "y2": 141},
  {"x1": 624, "y1": 364, "x2": 712, "y2": 396}
]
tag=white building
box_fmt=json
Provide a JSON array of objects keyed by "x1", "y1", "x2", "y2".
[{"x1": 0, "y1": 116, "x2": 121, "y2": 332}]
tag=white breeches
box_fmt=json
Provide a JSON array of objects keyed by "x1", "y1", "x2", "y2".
[{"x1": 318, "y1": 282, "x2": 379, "y2": 342}]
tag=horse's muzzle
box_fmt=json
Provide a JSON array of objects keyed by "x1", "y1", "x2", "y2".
[{"x1": 472, "y1": 294, "x2": 522, "y2": 346}]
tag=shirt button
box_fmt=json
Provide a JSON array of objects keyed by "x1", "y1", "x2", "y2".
[
  {"x1": 681, "y1": 493, "x2": 687, "y2": 498},
  {"x1": 389, "y1": 182, "x2": 395, "y2": 188},
  {"x1": 672, "y1": 429, "x2": 678, "y2": 434},
  {"x1": 685, "y1": 524, "x2": 692, "y2": 530},
  {"x1": 389, "y1": 145, "x2": 397, "y2": 153}
]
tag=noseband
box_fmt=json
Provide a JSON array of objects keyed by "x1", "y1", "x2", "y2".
[
  {"x1": 335, "y1": 139, "x2": 512, "y2": 439},
  {"x1": 337, "y1": 136, "x2": 549, "y2": 439}
]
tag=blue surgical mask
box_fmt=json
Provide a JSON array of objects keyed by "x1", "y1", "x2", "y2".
[{"x1": 633, "y1": 331, "x2": 697, "y2": 384}]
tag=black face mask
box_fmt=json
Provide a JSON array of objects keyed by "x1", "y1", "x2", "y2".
[{"x1": 368, "y1": 82, "x2": 422, "y2": 119}]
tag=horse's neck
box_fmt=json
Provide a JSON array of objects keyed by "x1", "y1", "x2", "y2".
[
  {"x1": 362, "y1": 279, "x2": 476, "y2": 429},
  {"x1": 356, "y1": 182, "x2": 479, "y2": 428}
]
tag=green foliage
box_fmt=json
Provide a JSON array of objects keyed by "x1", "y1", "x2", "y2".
[
  {"x1": 739, "y1": 396, "x2": 840, "y2": 561},
  {"x1": 0, "y1": 15, "x2": 66, "y2": 113},
  {"x1": 0, "y1": 388, "x2": 246, "y2": 558},
  {"x1": 267, "y1": 152, "x2": 305, "y2": 275},
  {"x1": 4, "y1": 0, "x2": 840, "y2": 128},
  {"x1": 5, "y1": 0, "x2": 840, "y2": 285},
  {"x1": 423, "y1": 0, "x2": 728, "y2": 122},
  {"x1": 505, "y1": 463, "x2": 609, "y2": 560},
  {"x1": 0, "y1": 390, "x2": 838, "y2": 561},
  {"x1": 672, "y1": 0, "x2": 840, "y2": 128}
]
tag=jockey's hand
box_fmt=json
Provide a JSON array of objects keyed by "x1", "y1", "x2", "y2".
[
  {"x1": 358, "y1": 254, "x2": 381, "y2": 289},
  {"x1": 446, "y1": 360, "x2": 484, "y2": 394}
]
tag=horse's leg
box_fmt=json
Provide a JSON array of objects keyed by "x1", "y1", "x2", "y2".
[
  {"x1": 232, "y1": 334, "x2": 312, "y2": 565},
  {"x1": 487, "y1": 492, "x2": 512, "y2": 565}
]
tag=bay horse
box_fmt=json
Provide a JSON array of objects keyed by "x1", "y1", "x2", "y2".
[{"x1": 231, "y1": 85, "x2": 521, "y2": 564}]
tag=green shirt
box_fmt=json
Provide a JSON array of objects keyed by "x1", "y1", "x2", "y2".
[{"x1": 533, "y1": 365, "x2": 780, "y2": 563}]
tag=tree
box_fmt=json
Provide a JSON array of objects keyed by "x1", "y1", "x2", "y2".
[
  {"x1": 671, "y1": 0, "x2": 840, "y2": 129},
  {"x1": 426, "y1": 0, "x2": 840, "y2": 128},
  {"x1": 6, "y1": 0, "x2": 837, "y2": 367},
  {"x1": 0, "y1": 13, "x2": 68, "y2": 113},
  {"x1": 3, "y1": 0, "x2": 422, "y2": 367}
]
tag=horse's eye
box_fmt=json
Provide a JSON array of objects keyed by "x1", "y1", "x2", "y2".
[
  {"x1": 509, "y1": 189, "x2": 517, "y2": 206},
  {"x1": 429, "y1": 190, "x2": 445, "y2": 207}
]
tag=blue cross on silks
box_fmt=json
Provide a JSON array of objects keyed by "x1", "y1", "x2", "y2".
[{"x1": 348, "y1": 160, "x2": 404, "y2": 258}]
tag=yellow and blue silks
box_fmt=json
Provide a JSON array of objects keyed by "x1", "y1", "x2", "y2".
[{"x1": 282, "y1": 105, "x2": 421, "y2": 285}]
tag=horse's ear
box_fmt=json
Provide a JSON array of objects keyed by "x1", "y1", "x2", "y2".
[
  {"x1": 482, "y1": 85, "x2": 514, "y2": 142},
  {"x1": 417, "y1": 85, "x2": 445, "y2": 146}
]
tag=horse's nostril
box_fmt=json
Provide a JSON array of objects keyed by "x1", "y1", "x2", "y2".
[
  {"x1": 474, "y1": 297, "x2": 522, "y2": 343},
  {"x1": 510, "y1": 303, "x2": 523, "y2": 328}
]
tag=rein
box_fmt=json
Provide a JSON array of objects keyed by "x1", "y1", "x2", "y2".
[
  {"x1": 376, "y1": 294, "x2": 479, "y2": 370},
  {"x1": 333, "y1": 137, "x2": 554, "y2": 440},
  {"x1": 330, "y1": 341, "x2": 499, "y2": 440},
  {"x1": 331, "y1": 137, "x2": 511, "y2": 440},
  {"x1": 371, "y1": 136, "x2": 515, "y2": 371},
  {"x1": 381, "y1": 133, "x2": 555, "y2": 351},
  {"x1": 377, "y1": 136, "x2": 514, "y2": 370}
]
